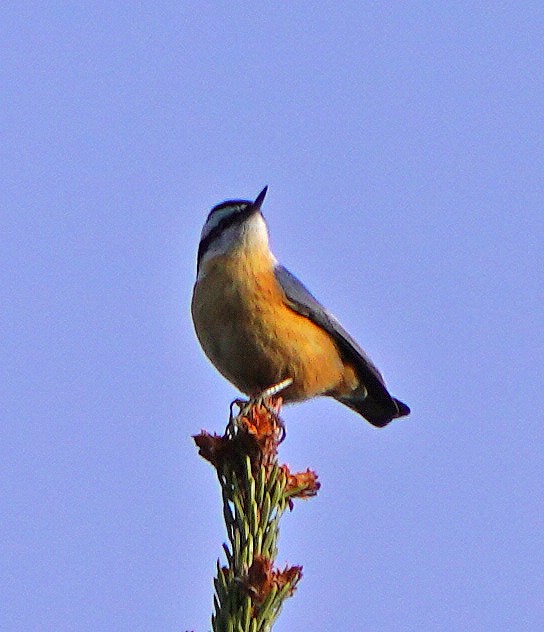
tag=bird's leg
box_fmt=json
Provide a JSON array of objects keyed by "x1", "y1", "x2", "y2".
[
  {"x1": 250, "y1": 377, "x2": 293, "y2": 415},
  {"x1": 254, "y1": 377, "x2": 293, "y2": 443},
  {"x1": 254, "y1": 377, "x2": 293, "y2": 441},
  {"x1": 258, "y1": 377, "x2": 293, "y2": 400}
]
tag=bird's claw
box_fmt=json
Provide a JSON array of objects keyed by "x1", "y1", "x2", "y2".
[{"x1": 229, "y1": 378, "x2": 292, "y2": 442}]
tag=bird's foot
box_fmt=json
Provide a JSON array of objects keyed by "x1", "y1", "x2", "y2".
[{"x1": 229, "y1": 378, "x2": 292, "y2": 442}]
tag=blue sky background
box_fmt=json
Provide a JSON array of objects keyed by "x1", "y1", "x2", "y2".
[{"x1": 2, "y1": 4, "x2": 543, "y2": 631}]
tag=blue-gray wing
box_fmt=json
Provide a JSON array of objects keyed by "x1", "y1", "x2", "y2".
[{"x1": 274, "y1": 265, "x2": 390, "y2": 394}]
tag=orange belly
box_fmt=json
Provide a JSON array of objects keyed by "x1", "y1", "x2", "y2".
[{"x1": 192, "y1": 252, "x2": 350, "y2": 401}]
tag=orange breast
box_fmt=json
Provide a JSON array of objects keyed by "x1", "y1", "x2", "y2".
[{"x1": 192, "y1": 250, "x2": 351, "y2": 401}]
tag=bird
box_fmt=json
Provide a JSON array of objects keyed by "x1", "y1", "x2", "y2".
[{"x1": 191, "y1": 186, "x2": 410, "y2": 427}]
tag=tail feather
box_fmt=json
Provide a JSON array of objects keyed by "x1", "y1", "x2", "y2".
[
  {"x1": 338, "y1": 394, "x2": 411, "y2": 428},
  {"x1": 393, "y1": 397, "x2": 411, "y2": 418}
]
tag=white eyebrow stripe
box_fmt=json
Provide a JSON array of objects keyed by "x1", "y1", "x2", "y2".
[{"x1": 200, "y1": 204, "x2": 247, "y2": 241}]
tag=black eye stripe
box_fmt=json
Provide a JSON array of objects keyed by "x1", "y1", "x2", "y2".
[{"x1": 197, "y1": 208, "x2": 248, "y2": 270}]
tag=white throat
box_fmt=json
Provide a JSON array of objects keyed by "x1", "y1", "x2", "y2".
[{"x1": 197, "y1": 213, "x2": 275, "y2": 280}]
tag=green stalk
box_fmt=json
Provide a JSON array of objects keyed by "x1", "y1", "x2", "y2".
[{"x1": 194, "y1": 400, "x2": 320, "y2": 632}]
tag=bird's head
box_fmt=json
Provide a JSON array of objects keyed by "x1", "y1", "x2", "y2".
[{"x1": 197, "y1": 186, "x2": 270, "y2": 274}]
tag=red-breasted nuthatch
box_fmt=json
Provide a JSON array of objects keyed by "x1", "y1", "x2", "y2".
[{"x1": 191, "y1": 187, "x2": 410, "y2": 427}]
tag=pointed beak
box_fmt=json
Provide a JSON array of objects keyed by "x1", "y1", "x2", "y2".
[{"x1": 251, "y1": 186, "x2": 268, "y2": 213}]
